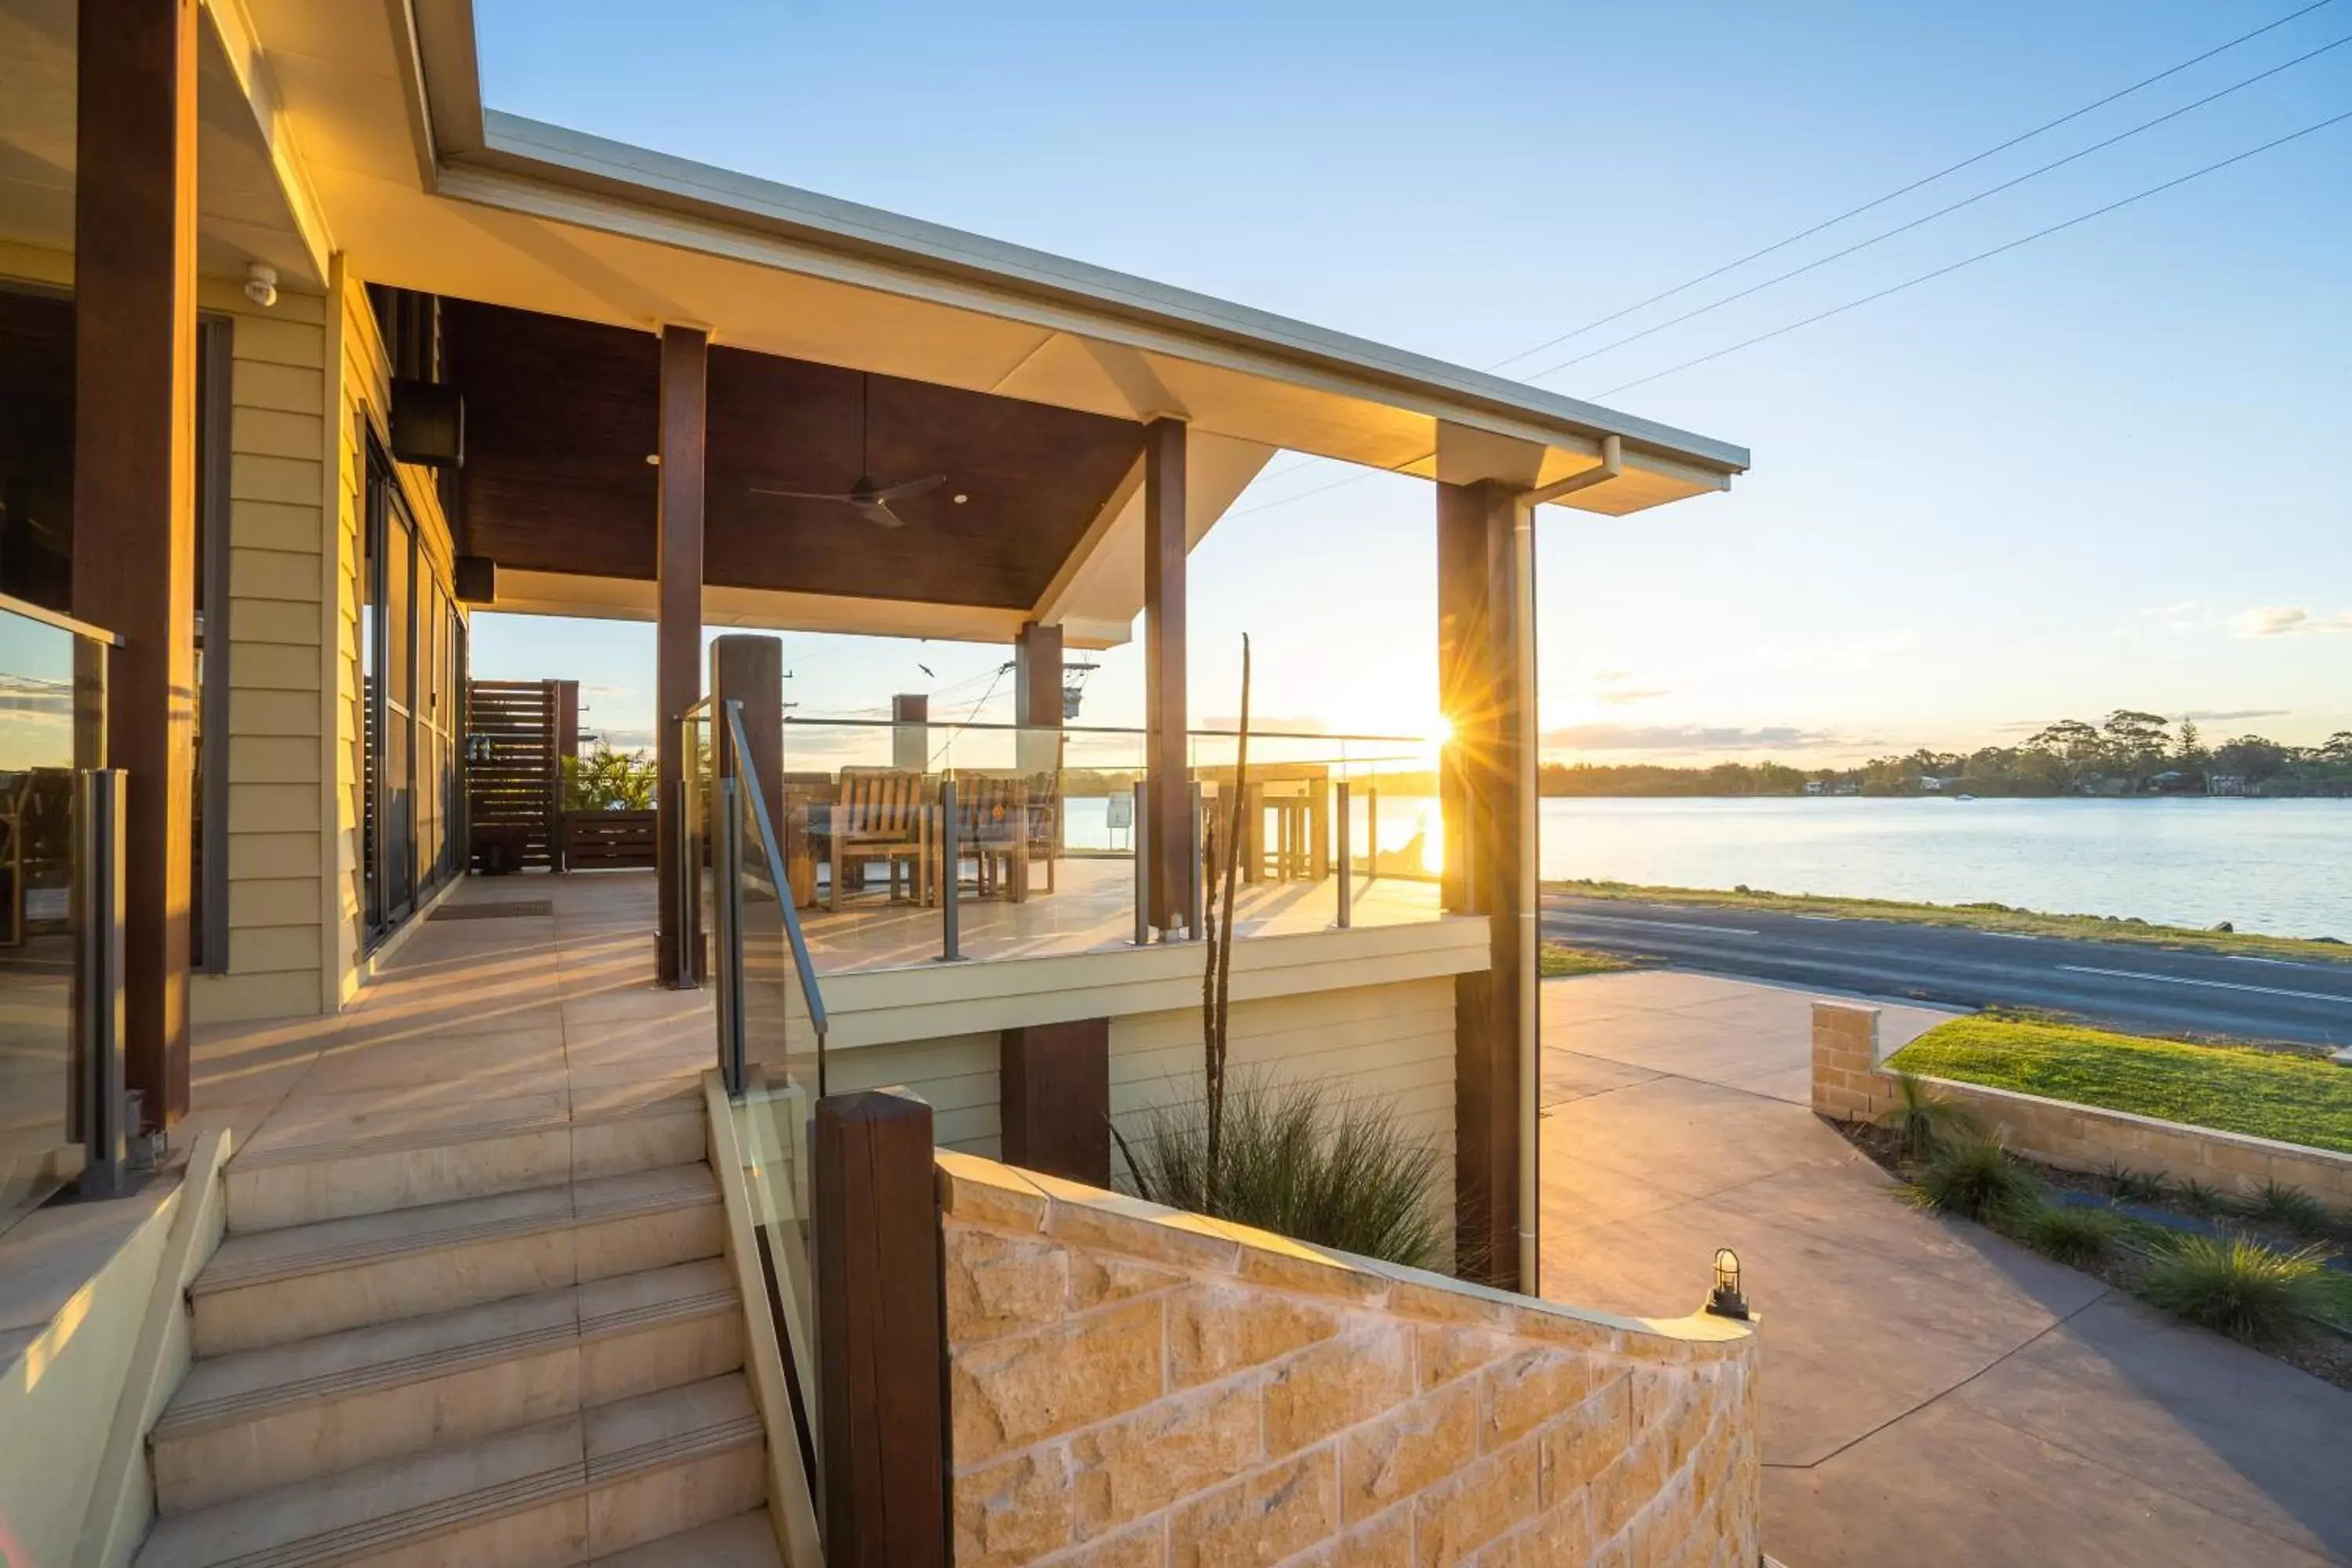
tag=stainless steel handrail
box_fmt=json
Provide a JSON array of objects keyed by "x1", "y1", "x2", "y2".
[{"x1": 782, "y1": 714, "x2": 1428, "y2": 745}]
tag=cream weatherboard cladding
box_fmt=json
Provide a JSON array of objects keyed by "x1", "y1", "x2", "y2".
[{"x1": 826, "y1": 976, "x2": 1459, "y2": 1171}]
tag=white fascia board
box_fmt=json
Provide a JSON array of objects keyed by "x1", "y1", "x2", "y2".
[{"x1": 452, "y1": 113, "x2": 1748, "y2": 481}]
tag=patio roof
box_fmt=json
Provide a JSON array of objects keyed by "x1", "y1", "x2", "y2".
[{"x1": 222, "y1": 0, "x2": 1750, "y2": 642}]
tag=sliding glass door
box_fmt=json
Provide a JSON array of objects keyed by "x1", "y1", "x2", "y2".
[{"x1": 361, "y1": 438, "x2": 463, "y2": 948}]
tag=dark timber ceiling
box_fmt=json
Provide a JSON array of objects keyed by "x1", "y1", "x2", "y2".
[{"x1": 444, "y1": 299, "x2": 1145, "y2": 610}]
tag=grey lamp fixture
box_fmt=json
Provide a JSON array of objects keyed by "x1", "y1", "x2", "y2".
[{"x1": 1705, "y1": 1247, "x2": 1751, "y2": 1321}]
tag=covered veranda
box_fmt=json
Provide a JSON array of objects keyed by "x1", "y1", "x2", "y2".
[{"x1": 24, "y1": 0, "x2": 1750, "y2": 1288}]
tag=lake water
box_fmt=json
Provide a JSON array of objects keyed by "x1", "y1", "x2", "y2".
[{"x1": 1064, "y1": 794, "x2": 2352, "y2": 942}]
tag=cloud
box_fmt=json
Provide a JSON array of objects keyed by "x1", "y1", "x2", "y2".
[
  {"x1": 585, "y1": 684, "x2": 632, "y2": 698},
  {"x1": 1541, "y1": 724, "x2": 1847, "y2": 753},
  {"x1": 2177, "y1": 708, "x2": 2290, "y2": 723},
  {"x1": 1593, "y1": 687, "x2": 1671, "y2": 706},
  {"x1": 2234, "y1": 606, "x2": 2352, "y2": 638},
  {"x1": 2140, "y1": 601, "x2": 2197, "y2": 617}
]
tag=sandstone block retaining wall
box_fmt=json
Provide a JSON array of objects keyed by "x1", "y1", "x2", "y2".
[
  {"x1": 1810, "y1": 1001, "x2": 2352, "y2": 1205},
  {"x1": 938, "y1": 1149, "x2": 1759, "y2": 1568}
]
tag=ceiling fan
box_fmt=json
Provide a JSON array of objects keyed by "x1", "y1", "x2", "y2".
[{"x1": 750, "y1": 372, "x2": 944, "y2": 528}]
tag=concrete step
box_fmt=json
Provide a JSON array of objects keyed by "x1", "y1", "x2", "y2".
[
  {"x1": 223, "y1": 1076, "x2": 704, "y2": 1233},
  {"x1": 189, "y1": 1165, "x2": 724, "y2": 1357},
  {"x1": 590, "y1": 1509, "x2": 782, "y2": 1566},
  {"x1": 134, "y1": 1374, "x2": 766, "y2": 1568},
  {"x1": 153, "y1": 1259, "x2": 743, "y2": 1515}
]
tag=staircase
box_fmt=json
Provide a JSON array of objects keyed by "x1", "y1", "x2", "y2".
[{"x1": 136, "y1": 1073, "x2": 783, "y2": 1567}]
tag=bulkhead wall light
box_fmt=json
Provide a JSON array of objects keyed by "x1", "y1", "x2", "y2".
[{"x1": 243, "y1": 263, "x2": 278, "y2": 309}]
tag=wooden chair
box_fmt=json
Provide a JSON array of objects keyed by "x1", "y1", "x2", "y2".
[
  {"x1": 815, "y1": 768, "x2": 930, "y2": 910},
  {"x1": 947, "y1": 773, "x2": 1029, "y2": 902}
]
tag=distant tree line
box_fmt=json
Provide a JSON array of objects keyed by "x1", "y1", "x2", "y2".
[{"x1": 1537, "y1": 713, "x2": 2352, "y2": 798}]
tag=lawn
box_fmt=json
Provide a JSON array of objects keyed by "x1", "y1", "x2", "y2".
[
  {"x1": 1542, "y1": 878, "x2": 2352, "y2": 966},
  {"x1": 1539, "y1": 943, "x2": 1635, "y2": 978},
  {"x1": 1888, "y1": 1014, "x2": 2352, "y2": 1156}
]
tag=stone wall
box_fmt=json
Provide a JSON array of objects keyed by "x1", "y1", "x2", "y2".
[
  {"x1": 1810, "y1": 1001, "x2": 2352, "y2": 1204},
  {"x1": 938, "y1": 1150, "x2": 1759, "y2": 1567}
]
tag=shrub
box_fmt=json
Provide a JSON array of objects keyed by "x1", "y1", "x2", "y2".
[
  {"x1": 2175, "y1": 1179, "x2": 2225, "y2": 1218},
  {"x1": 1877, "y1": 1072, "x2": 1981, "y2": 1162},
  {"x1": 2234, "y1": 1179, "x2": 2332, "y2": 1240},
  {"x1": 1114, "y1": 1073, "x2": 1448, "y2": 1270},
  {"x1": 1914, "y1": 1134, "x2": 2038, "y2": 1224},
  {"x1": 2020, "y1": 1203, "x2": 2118, "y2": 1267},
  {"x1": 561, "y1": 742, "x2": 657, "y2": 811},
  {"x1": 2136, "y1": 1235, "x2": 2330, "y2": 1345},
  {"x1": 2103, "y1": 1163, "x2": 2170, "y2": 1204}
]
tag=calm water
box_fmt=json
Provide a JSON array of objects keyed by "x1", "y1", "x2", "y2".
[
  {"x1": 1543, "y1": 797, "x2": 2352, "y2": 941},
  {"x1": 1066, "y1": 795, "x2": 2352, "y2": 941}
]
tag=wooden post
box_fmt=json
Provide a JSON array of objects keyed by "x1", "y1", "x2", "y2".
[
  {"x1": 891, "y1": 693, "x2": 929, "y2": 773},
  {"x1": 1000, "y1": 1019, "x2": 1109, "y2": 1185},
  {"x1": 710, "y1": 635, "x2": 783, "y2": 824},
  {"x1": 1436, "y1": 479, "x2": 1534, "y2": 1289},
  {"x1": 554, "y1": 680, "x2": 580, "y2": 762},
  {"x1": 815, "y1": 1091, "x2": 949, "y2": 1565},
  {"x1": 654, "y1": 325, "x2": 707, "y2": 985},
  {"x1": 1142, "y1": 418, "x2": 1189, "y2": 936},
  {"x1": 1014, "y1": 619, "x2": 1063, "y2": 778},
  {"x1": 73, "y1": 0, "x2": 199, "y2": 1125},
  {"x1": 550, "y1": 680, "x2": 578, "y2": 872}
]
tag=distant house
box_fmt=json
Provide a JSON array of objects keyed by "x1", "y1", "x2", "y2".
[{"x1": 2208, "y1": 775, "x2": 2249, "y2": 797}]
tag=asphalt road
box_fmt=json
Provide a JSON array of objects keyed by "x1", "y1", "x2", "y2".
[{"x1": 1541, "y1": 894, "x2": 2352, "y2": 1048}]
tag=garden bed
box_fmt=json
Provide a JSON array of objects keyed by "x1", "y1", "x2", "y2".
[{"x1": 1838, "y1": 1113, "x2": 2352, "y2": 1391}]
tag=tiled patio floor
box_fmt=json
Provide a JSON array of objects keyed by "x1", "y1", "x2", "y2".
[{"x1": 188, "y1": 872, "x2": 710, "y2": 1156}]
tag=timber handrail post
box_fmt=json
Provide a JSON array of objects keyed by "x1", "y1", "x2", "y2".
[{"x1": 814, "y1": 1090, "x2": 948, "y2": 1565}]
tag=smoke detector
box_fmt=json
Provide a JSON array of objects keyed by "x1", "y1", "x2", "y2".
[{"x1": 244, "y1": 263, "x2": 278, "y2": 309}]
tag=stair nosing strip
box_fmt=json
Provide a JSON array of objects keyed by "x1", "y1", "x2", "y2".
[
  {"x1": 193, "y1": 1178, "x2": 717, "y2": 1295},
  {"x1": 158, "y1": 1290, "x2": 739, "y2": 1438},
  {"x1": 232, "y1": 1099, "x2": 702, "y2": 1172},
  {"x1": 184, "y1": 1415, "x2": 764, "y2": 1568}
]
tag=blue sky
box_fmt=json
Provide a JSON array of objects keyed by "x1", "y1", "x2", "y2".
[{"x1": 469, "y1": 0, "x2": 2351, "y2": 764}]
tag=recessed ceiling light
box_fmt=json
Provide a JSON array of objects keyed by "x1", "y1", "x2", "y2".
[
  {"x1": 953, "y1": 493, "x2": 969, "y2": 504},
  {"x1": 645, "y1": 454, "x2": 660, "y2": 466}
]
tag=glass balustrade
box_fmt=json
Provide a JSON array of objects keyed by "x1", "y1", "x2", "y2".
[{"x1": 0, "y1": 595, "x2": 116, "y2": 1239}]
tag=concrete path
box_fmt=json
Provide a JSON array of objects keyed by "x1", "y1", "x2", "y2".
[{"x1": 1538, "y1": 970, "x2": 2352, "y2": 1567}]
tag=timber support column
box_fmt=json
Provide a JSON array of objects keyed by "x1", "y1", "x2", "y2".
[
  {"x1": 655, "y1": 325, "x2": 708, "y2": 986},
  {"x1": 1437, "y1": 479, "x2": 1537, "y2": 1289},
  {"x1": 710, "y1": 636, "x2": 783, "y2": 824},
  {"x1": 1014, "y1": 619, "x2": 1063, "y2": 776},
  {"x1": 73, "y1": 0, "x2": 199, "y2": 1125},
  {"x1": 1142, "y1": 418, "x2": 1189, "y2": 938}
]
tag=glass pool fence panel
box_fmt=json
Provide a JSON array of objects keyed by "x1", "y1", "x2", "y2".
[{"x1": 0, "y1": 597, "x2": 118, "y2": 1239}]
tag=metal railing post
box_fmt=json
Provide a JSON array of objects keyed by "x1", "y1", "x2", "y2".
[
  {"x1": 1187, "y1": 782, "x2": 1205, "y2": 942},
  {"x1": 75, "y1": 768, "x2": 127, "y2": 1196},
  {"x1": 1131, "y1": 781, "x2": 1149, "y2": 947},
  {"x1": 714, "y1": 775, "x2": 746, "y2": 1095},
  {"x1": 1334, "y1": 780, "x2": 1352, "y2": 929},
  {"x1": 938, "y1": 780, "x2": 961, "y2": 962}
]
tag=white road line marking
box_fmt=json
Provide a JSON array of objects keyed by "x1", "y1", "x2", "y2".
[
  {"x1": 1549, "y1": 912, "x2": 1761, "y2": 938},
  {"x1": 2056, "y1": 964, "x2": 2349, "y2": 1004}
]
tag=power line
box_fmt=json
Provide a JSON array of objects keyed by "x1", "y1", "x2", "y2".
[
  {"x1": 1592, "y1": 107, "x2": 2352, "y2": 398},
  {"x1": 1520, "y1": 30, "x2": 2352, "y2": 383},
  {"x1": 1485, "y1": 0, "x2": 2340, "y2": 373}
]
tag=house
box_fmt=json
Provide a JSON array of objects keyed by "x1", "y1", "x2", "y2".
[{"x1": 0, "y1": 2, "x2": 1757, "y2": 1563}]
